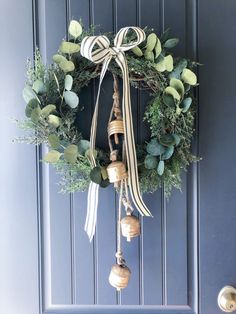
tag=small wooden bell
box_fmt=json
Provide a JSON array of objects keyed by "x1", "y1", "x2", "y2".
[
  {"x1": 121, "y1": 214, "x2": 141, "y2": 242},
  {"x1": 109, "y1": 264, "x2": 131, "y2": 291},
  {"x1": 107, "y1": 161, "x2": 128, "y2": 186},
  {"x1": 108, "y1": 119, "x2": 124, "y2": 145}
]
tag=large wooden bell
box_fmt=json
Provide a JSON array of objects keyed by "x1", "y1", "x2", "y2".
[
  {"x1": 121, "y1": 214, "x2": 141, "y2": 242},
  {"x1": 108, "y1": 119, "x2": 124, "y2": 145},
  {"x1": 107, "y1": 161, "x2": 128, "y2": 186},
  {"x1": 109, "y1": 264, "x2": 131, "y2": 291}
]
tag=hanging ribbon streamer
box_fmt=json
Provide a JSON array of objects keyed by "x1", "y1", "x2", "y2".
[{"x1": 81, "y1": 27, "x2": 152, "y2": 241}]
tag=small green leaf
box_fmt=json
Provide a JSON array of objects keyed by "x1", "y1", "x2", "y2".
[
  {"x1": 53, "y1": 54, "x2": 67, "y2": 64},
  {"x1": 48, "y1": 114, "x2": 60, "y2": 127},
  {"x1": 144, "y1": 155, "x2": 158, "y2": 169},
  {"x1": 169, "y1": 59, "x2": 188, "y2": 79},
  {"x1": 160, "y1": 134, "x2": 176, "y2": 147},
  {"x1": 180, "y1": 97, "x2": 192, "y2": 112},
  {"x1": 64, "y1": 90, "x2": 79, "y2": 108},
  {"x1": 100, "y1": 178, "x2": 110, "y2": 188},
  {"x1": 25, "y1": 98, "x2": 39, "y2": 117},
  {"x1": 163, "y1": 93, "x2": 175, "y2": 108},
  {"x1": 160, "y1": 28, "x2": 171, "y2": 43},
  {"x1": 85, "y1": 149, "x2": 98, "y2": 161},
  {"x1": 162, "y1": 146, "x2": 174, "y2": 160},
  {"x1": 22, "y1": 86, "x2": 37, "y2": 104},
  {"x1": 68, "y1": 20, "x2": 82, "y2": 38},
  {"x1": 44, "y1": 150, "x2": 61, "y2": 163},
  {"x1": 78, "y1": 139, "x2": 90, "y2": 155},
  {"x1": 90, "y1": 167, "x2": 102, "y2": 184},
  {"x1": 48, "y1": 134, "x2": 60, "y2": 149},
  {"x1": 31, "y1": 107, "x2": 41, "y2": 124},
  {"x1": 101, "y1": 167, "x2": 108, "y2": 180},
  {"x1": 144, "y1": 50, "x2": 154, "y2": 62},
  {"x1": 157, "y1": 160, "x2": 165, "y2": 175},
  {"x1": 41, "y1": 104, "x2": 56, "y2": 117},
  {"x1": 60, "y1": 41, "x2": 80, "y2": 54},
  {"x1": 170, "y1": 78, "x2": 185, "y2": 98},
  {"x1": 32, "y1": 80, "x2": 46, "y2": 94},
  {"x1": 172, "y1": 134, "x2": 181, "y2": 146},
  {"x1": 154, "y1": 59, "x2": 166, "y2": 72},
  {"x1": 64, "y1": 144, "x2": 78, "y2": 164},
  {"x1": 163, "y1": 38, "x2": 179, "y2": 49},
  {"x1": 164, "y1": 55, "x2": 173, "y2": 72},
  {"x1": 181, "y1": 68, "x2": 197, "y2": 85},
  {"x1": 131, "y1": 46, "x2": 143, "y2": 57},
  {"x1": 146, "y1": 33, "x2": 157, "y2": 52},
  {"x1": 154, "y1": 38, "x2": 162, "y2": 59},
  {"x1": 165, "y1": 86, "x2": 181, "y2": 101},
  {"x1": 146, "y1": 138, "x2": 165, "y2": 156},
  {"x1": 64, "y1": 74, "x2": 73, "y2": 91},
  {"x1": 59, "y1": 60, "x2": 75, "y2": 73}
]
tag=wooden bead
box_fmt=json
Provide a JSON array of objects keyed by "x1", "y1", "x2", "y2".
[
  {"x1": 121, "y1": 214, "x2": 140, "y2": 242},
  {"x1": 109, "y1": 264, "x2": 131, "y2": 291}
]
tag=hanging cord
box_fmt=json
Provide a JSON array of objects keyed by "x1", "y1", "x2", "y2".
[{"x1": 115, "y1": 179, "x2": 125, "y2": 266}]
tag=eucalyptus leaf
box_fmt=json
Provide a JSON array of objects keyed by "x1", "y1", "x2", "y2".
[
  {"x1": 154, "y1": 59, "x2": 166, "y2": 72},
  {"x1": 157, "y1": 160, "x2": 165, "y2": 175},
  {"x1": 154, "y1": 38, "x2": 162, "y2": 59},
  {"x1": 163, "y1": 93, "x2": 175, "y2": 108},
  {"x1": 64, "y1": 144, "x2": 78, "y2": 164},
  {"x1": 162, "y1": 146, "x2": 174, "y2": 160},
  {"x1": 146, "y1": 138, "x2": 165, "y2": 156},
  {"x1": 146, "y1": 33, "x2": 157, "y2": 52},
  {"x1": 172, "y1": 134, "x2": 181, "y2": 146},
  {"x1": 52, "y1": 54, "x2": 67, "y2": 64},
  {"x1": 144, "y1": 50, "x2": 154, "y2": 62},
  {"x1": 90, "y1": 167, "x2": 102, "y2": 184},
  {"x1": 180, "y1": 97, "x2": 192, "y2": 112},
  {"x1": 144, "y1": 155, "x2": 158, "y2": 169},
  {"x1": 59, "y1": 60, "x2": 75, "y2": 73},
  {"x1": 44, "y1": 150, "x2": 61, "y2": 163},
  {"x1": 160, "y1": 134, "x2": 176, "y2": 147},
  {"x1": 164, "y1": 55, "x2": 173, "y2": 72},
  {"x1": 64, "y1": 90, "x2": 79, "y2": 108},
  {"x1": 170, "y1": 78, "x2": 184, "y2": 98},
  {"x1": 48, "y1": 114, "x2": 60, "y2": 127},
  {"x1": 64, "y1": 74, "x2": 73, "y2": 91},
  {"x1": 181, "y1": 68, "x2": 197, "y2": 85},
  {"x1": 41, "y1": 104, "x2": 56, "y2": 117},
  {"x1": 78, "y1": 139, "x2": 90, "y2": 155},
  {"x1": 32, "y1": 80, "x2": 46, "y2": 94},
  {"x1": 60, "y1": 41, "x2": 80, "y2": 54},
  {"x1": 160, "y1": 28, "x2": 171, "y2": 43},
  {"x1": 169, "y1": 59, "x2": 188, "y2": 79},
  {"x1": 68, "y1": 20, "x2": 82, "y2": 38},
  {"x1": 48, "y1": 134, "x2": 60, "y2": 149},
  {"x1": 31, "y1": 107, "x2": 41, "y2": 124},
  {"x1": 25, "y1": 98, "x2": 39, "y2": 117},
  {"x1": 163, "y1": 38, "x2": 179, "y2": 49},
  {"x1": 132, "y1": 46, "x2": 143, "y2": 57},
  {"x1": 101, "y1": 167, "x2": 108, "y2": 180},
  {"x1": 85, "y1": 149, "x2": 98, "y2": 161},
  {"x1": 100, "y1": 178, "x2": 110, "y2": 188},
  {"x1": 155, "y1": 52, "x2": 165, "y2": 63},
  {"x1": 165, "y1": 86, "x2": 181, "y2": 101},
  {"x1": 22, "y1": 85, "x2": 37, "y2": 104}
]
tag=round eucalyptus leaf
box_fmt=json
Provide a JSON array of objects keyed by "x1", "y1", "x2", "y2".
[
  {"x1": 154, "y1": 59, "x2": 166, "y2": 72},
  {"x1": 53, "y1": 54, "x2": 67, "y2": 64},
  {"x1": 64, "y1": 74, "x2": 73, "y2": 91},
  {"x1": 60, "y1": 41, "x2": 80, "y2": 54},
  {"x1": 164, "y1": 55, "x2": 174, "y2": 72},
  {"x1": 78, "y1": 139, "x2": 90, "y2": 155},
  {"x1": 22, "y1": 85, "x2": 37, "y2": 104},
  {"x1": 163, "y1": 38, "x2": 179, "y2": 49},
  {"x1": 163, "y1": 93, "x2": 175, "y2": 108},
  {"x1": 41, "y1": 104, "x2": 56, "y2": 117},
  {"x1": 154, "y1": 38, "x2": 162, "y2": 59},
  {"x1": 48, "y1": 134, "x2": 60, "y2": 149},
  {"x1": 100, "y1": 178, "x2": 110, "y2": 188},
  {"x1": 169, "y1": 59, "x2": 188, "y2": 79},
  {"x1": 85, "y1": 149, "x2": 98, "y2": 161},
  {"x1": 44, "y1": 150, "x2": 61, "y2": 163},
  {"x1": 64, "y1": 144, "x2": 78, "y2": 164},
  {"x1": 181, "y1": 97, "x2": 192, "y2": 112},
  {"x1": 170, "y1": 78, "x2": 185, "y2": 98},
  {"x1": 144, "y1": 155, "x2": 158, "y2": 169},
  {"x1": 146, "y1": 33, "x2": 157, "y2": 52},
  {"x1": 90, "y1": 167, "x2": 102, "y2": 184},
  {"x1": 25, "y1": 98, "x2": 39, "y2": 117},
  {"x1": 48, "y1": 114, "x2": 60, "y2": 127},
  {"x1": 32, "y1": 79, "x2": 47, "y2": 94},
  {"x1": 146, "y1": 138, "x2": 165, "y2": 156},
  {"x1": 181, "y1": 68, "x2": 197, "y2": 85},
  {"x1": 157, "y1": 160, "x2": 165, "y2": 176},
  {"x1": 59, "y1": 60, "x2": 75, "y2": 73},
  {"x1": 172, "y1": 134, "x2": 181, "y2": 146},
  {"x1": 68, "y1": 20, "x2": 82, "y2": 38},
  {"x1": 64, "y1": 90, "x2": 79, "y2": 108},
  {"x1": 144, "y1": 50, "x2": 154, "y2": 62},
  {"x1": 160, "y1": 134, "x2": 176, "y2": 147},
  {"x1": 165, "y1": 86, "x2": 181, "y2": 101},
  {"x1": 131, "y1": 46, "x2": 143, "y2": 57},
  {"x1": 162, "y1": 146, "x2": 174, "y2": 160},
  {"x1": 31, "y1": 107, "x2": 41, "y2": 124}
]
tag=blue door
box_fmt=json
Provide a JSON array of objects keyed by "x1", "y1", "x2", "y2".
[{"x1": 0, "y1": 1, "x2": 236, "y2": 314}]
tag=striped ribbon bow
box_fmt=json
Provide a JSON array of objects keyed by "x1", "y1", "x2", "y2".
[{"x1": 81, "y1": 27, "x2": 152, "y2": 241}]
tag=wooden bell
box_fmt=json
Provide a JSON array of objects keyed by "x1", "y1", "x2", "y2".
[
  {"x1": 107, "y1": 161, "x2": 128, "y2": 186},
  {"x1": 109, "y1": 264, "x2": 131, "y2": 291},
  {"x1": 107, "y1": 119, "x2": 124, "y2": 145},
  {"x1": 121, "y1": 213, "x2": 141, "y2": 242}
]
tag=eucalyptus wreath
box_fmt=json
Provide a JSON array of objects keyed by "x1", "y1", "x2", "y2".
[{"x1": 16, "y1": 20, "x2": 199, "y2": 196}]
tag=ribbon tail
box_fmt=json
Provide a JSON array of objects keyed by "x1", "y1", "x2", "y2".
[
  {"x1": 116, "y1": 54, "x2": 152, "y2": 217},
  {"x1": 84, "y1": 181, "x2": 99, "y2": 242}
]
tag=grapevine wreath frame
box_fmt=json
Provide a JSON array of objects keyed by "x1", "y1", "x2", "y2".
[{"x1": 18, "y1": 20, "x2": 199, "y2": 198}]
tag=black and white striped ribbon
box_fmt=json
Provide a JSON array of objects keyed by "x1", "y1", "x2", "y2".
[{"x1": 81, "y1": 27, "x2": 152, "y2": 241}]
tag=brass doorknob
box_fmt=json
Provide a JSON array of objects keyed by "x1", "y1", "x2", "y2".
[{"x1": 218, "y1": 286, "x2": 236, "y2": 312}]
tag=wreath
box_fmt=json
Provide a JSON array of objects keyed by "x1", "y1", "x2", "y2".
[{"x1": 17, "y1": 20, "x2": 198, "y2": 198}]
